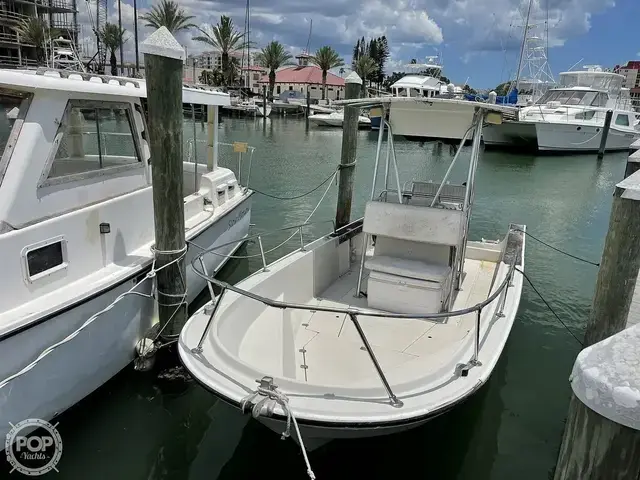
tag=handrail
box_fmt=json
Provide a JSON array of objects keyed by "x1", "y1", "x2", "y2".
[
  {"x1": 186, "y1": 138, "x2": 256, "y2": 190},
  {"x1": 188, "y1": 220, "x2": 518, "y2": 407}
]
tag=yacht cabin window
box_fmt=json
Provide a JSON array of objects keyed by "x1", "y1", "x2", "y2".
[
  {"x1": 44, "y1": 101, "x2": 142, "y2": 183},
  {"x1": 615, "y1": 114, "x2": 630, "y2": 127},
  {"x1": 0, "y1": 91, "x2": 31, "y2": 188},
  {"x1": 537, "y1": 90, "x2": 608, "y2": 107}
]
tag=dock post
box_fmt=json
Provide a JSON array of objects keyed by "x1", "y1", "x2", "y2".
[
  {"x1": 553, "y1": 324, "x2": 640, "y2": 479},
  {"x1": 624, "y1": 140, "x2": 640, "y2": 178},
  {"x1": 553, "y1": 171, "x2": 640, "y2": 479},
  {"x1": 141, "y1": 27, "x2": 188, "y2": 337},
  {"x1": 335, "y1": 72, "x2": 362, "y2": 230},
  {"x1": 207, "y1": 105, "x2": 218, "y2": 171},
  {"x1": 597, "y1": 110, "x2": 613, "y2": 160},
  {"x1": 582, "y1": 172, "x2": 640, "y2": 346},
  {"x1": 262, "y1": 85, "x2": 267, "y2": 119},
  {"x1": 305, "y1": 89, "x2": 311, "y2": 128}
]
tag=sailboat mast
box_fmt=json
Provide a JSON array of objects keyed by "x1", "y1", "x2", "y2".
[{"x1": 512, "y1": 0, "x2": 533, "y2": 93}]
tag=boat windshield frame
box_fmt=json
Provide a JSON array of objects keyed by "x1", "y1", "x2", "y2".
[
  {"x1": 0, "y1": 89, "x2": 32, "y2": 189},
  {"x1": 535, "y1": 89, "x2": 608, "y2": 107}
]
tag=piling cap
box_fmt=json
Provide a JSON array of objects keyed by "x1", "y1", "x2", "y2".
[
  {"x1": 570, "y1": 323, "x2": 640, "y2": 430},
  {"x1": 140, "y1": 26, "x2": 185, "y2": 62},
  {"x1": 345, "y1": 72, "x2": 363, "y2": 85}
]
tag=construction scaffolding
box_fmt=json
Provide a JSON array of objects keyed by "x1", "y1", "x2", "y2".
[{"x1": 0, "y1": 0, "x2": 79, "y2": 68}]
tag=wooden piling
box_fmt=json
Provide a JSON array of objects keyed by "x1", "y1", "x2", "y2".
[
  {"x1": 335, "y1": 72, "x2": 362, "y2": 231},
  {"x1": 262, "y1": 85, "x2": 267, "y2": 119},
  {"x1": 141, "y1": 27, "x2": 188, "y2": 337},
  {"x1": 597, "y1": 110, "x2": 613, "y2": 160},
  {"x1": 553, "y1": 171, "x2": 640, "y2": 479},
  {"x1": 582, "y1": 173, "x2": 640, "y2": 347},
  {"x1": 624, "y1": 140, "x2": 640, "y2": 179},
  {"x1": 554, "y1": 324, "x2": 640, "y2": 479},
  {"x1": 305, "y1": 89, "x2": 311, "y2": 128}
]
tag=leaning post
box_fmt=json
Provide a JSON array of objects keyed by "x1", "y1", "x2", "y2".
[
  {"x1": 335, "y1": 72, "x2": 362, "y2": 230},
  {"x1": 140, "y1": 27, "x2": 188, "y2": 337}
]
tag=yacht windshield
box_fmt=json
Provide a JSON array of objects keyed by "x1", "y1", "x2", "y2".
[{"x1": 536, "y1": 90, "x2": 608, "y2": 107}]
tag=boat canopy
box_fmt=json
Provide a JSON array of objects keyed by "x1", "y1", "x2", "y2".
[{"x1": 558, "y1": 69, "x2": 624, "y2": 95}]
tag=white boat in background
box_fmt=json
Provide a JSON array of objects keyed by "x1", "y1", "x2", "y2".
[
  {"x1": 179, "y1": 99, "x2": 524, "y2": 457},
  {"x1": 0, "y1": 68, "x2": 253, "y2": 446},
  {"x1": 308, "y1": 110, "x2": 370, "y2": 128},
  {"x1": 483, "y1": 66, "x2": 640, "y2": 152}
]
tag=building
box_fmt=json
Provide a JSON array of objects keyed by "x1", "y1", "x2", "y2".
[
  {"x1": 0, "y1": 0, "x2": 78, "y2": 68},
  {"x1": 258, "y1": 53, "x2": 345, "y2": 101},
  {"x1": 184, "y1": 49, "x2": 262, "y2": 88},
  {"x1": 613, "y1": 60, "x2": 640, "y2": 108}
]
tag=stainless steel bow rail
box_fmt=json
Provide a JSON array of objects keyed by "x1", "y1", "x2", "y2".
[{"x1": 187, "y1": 221, "x2": 519, "y2": 408}]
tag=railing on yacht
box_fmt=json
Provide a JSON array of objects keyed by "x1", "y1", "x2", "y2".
[
  {"x1": 187, "y1": 219, "x2": 517, "y2": 408},
  {"x1": 186, "y1": 139, "x2": 256, "y2": 190}
]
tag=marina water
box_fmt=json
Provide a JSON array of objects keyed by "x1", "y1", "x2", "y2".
[{"x1": 2, "y1": 115, "x2": 626, "y2": 479}]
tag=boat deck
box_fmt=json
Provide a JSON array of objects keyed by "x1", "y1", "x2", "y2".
[{"x1": 238, "y1": 258, "x2": 497, "y2": 389}]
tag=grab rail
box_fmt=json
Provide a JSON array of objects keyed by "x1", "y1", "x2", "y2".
[{"x1": 188, "y1": 220, "x2": 519, "y2": 408}]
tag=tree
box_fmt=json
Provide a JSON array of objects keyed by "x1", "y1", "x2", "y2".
[
  {"x1": 339, "y1": 67, "x2": 345, "y2": 76},
  {"x1": 384, "y1": 71, "x2": 405, "y2": 89},
  {"x1": 255, "y1": 41, "x2": 292, "y2": 100},
  {"x1": 311, "y1": 46, "x2": 344, "y2": 100},
  {"x1": 494, "y1": 81, "x2": 511, "y2": 96},
  {"x1": 139, "y1": 0, "x2": 195, "y2": 33},
  {"x1": 462, "y1": 84, "x2": 477, "y2": 95},
  {"x1": 355, "y1": 55, "x2": 377, "y2": 96},
  {"x1": 199, "y1": 69, "x2": 224, "y2": 86},
  {"x1": 194, "y1": 16, "x2": 248, "y2": 87},
  {"x1": 15, "y1": 17, "x2": 57, "y2": 64},
  {"x1": 99, "y1": 23, "x2": 127, "y2": 76}
]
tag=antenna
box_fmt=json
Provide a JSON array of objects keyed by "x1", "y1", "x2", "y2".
[{"x1": 567, "y1": 58, "x2": 584, "y2": 71}]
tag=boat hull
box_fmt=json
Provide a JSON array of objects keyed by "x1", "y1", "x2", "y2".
[
  {"x1": 0, "y1": 194, "x2": 252, "y2": 447},
  {"x1": 483, "y1": 120, "x2": 639, "y2": 152}
]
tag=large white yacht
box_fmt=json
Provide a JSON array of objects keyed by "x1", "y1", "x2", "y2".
[
  {"x1": 483, "y1": 66, "x2": 640, "y2": 152},
  {"x1": 0, "y1": 68, "x2": 253, "y2": 444}
]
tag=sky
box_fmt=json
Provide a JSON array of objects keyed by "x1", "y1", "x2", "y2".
[{"x1": 79, "y1": 0, "x2": 640, "y2": 89}]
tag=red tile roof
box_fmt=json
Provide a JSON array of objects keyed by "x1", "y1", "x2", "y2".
[{"x1": 259, "y1": 66, "x2": 345, "y2": 87}]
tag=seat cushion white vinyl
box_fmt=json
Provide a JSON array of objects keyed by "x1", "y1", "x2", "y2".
[{"x1": 365, "y1": 256, "x2": 451, "y2": 283}]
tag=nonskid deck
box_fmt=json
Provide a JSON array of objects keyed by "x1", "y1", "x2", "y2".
[{"x1": 238, "y1": 258, "x2": 497, "y2": 389}]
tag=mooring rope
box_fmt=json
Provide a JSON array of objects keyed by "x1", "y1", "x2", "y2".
[
  {"x1": 251, "y1": 166, "x2": 339, "y2": 200},
  {"x1": 0, "y1": 246, "x2": 188, "y2": 389},
  {"x1": 514, "y1": 228, "x2": 600, "y2": 266},
  {"x1": 241, "y1": 384, "x2": 316, "y2": 479}
]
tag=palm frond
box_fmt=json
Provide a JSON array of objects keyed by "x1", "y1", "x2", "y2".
[{"x1": 139, "y1": 0, "x2": 195, "y2": 33}]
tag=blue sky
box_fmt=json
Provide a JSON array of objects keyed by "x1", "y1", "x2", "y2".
[{"x1": 81, "y1": 0, "x2": 640, "y2": 89}]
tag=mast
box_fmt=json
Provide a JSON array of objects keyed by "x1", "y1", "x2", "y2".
[{"x1": 512, "y1": 0, "x2": 533, "y2": 93}]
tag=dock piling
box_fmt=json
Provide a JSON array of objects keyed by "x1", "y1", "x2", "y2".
[
  {"x1": 262, "y1": 85, "x2": 267, "y2": 119},
  {"x1": 335, "y1": 72, "x2": 362, "y2": 230},
  {"x1": 597, "y1": 109, "x2": 613, "y2": 160},
  {"x1": 553, "y1": 170, "x2": 640, "y2": 478},
  {"x1": 141, "y1": 27, "x2": 188, "y2": 337}
]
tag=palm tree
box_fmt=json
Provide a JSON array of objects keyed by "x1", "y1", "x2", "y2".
[
  {"x1": 100, "y1": 23, "x2": 127, "y2": 76},
  {"x1": 139, "y1": 0, "x2": 195, "y2": 34},
  {"x1": 255, "y1": 41, "x2": 292, "y2": 100},
  {"x1": 310, "y1": 46, "x2": 344, "y2": 100},
  {"x1": 339, "y1": 67, "x2": 345, "y2": 76},
  {"x1": 15, "y1": 17, "x2": 57, "y2": 65},
  {"x1": 193, "y1": 16, "x2": 248, "y2": 87},
  {"x1": 355, "y1": 55, "x2": 377, "y2": 97}
]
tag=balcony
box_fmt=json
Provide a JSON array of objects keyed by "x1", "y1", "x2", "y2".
[{"x1": 11, "y1": 0, "x2": 76, "y2": 13}]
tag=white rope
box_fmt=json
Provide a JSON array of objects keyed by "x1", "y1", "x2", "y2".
[
  {"x1": 0, "y1": 246, "x2": 188, "y2": 390},
  {"x1": 241, "y1": 386, "x2": 316, "y2": 480}
]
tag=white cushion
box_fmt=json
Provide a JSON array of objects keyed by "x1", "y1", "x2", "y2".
[{"x1": 365, "y1": 255, "x2": 451, "y2": 283}]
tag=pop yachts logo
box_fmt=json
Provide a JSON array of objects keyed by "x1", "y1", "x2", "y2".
[{"x1": 5, "y1": 419, "x2": 62, "y2": 476}]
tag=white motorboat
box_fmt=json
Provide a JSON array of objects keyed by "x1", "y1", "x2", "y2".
[
  {"x1": 179, "y1": 99, "x2": 525, "y2": 459},
  {"x1": 308, "y1": 110, "x2": 370, "y2": 128},
  {"x1": 483, "y1": 66, "x2": 640, "y2": 152},
  {"x1": 0, "y1": 68, "x2": 253, "y2": 445}
]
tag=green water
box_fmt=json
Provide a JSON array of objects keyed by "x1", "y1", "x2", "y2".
[{"x1": 11, "y1": 116, "x2": 629, "y2": 479}]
